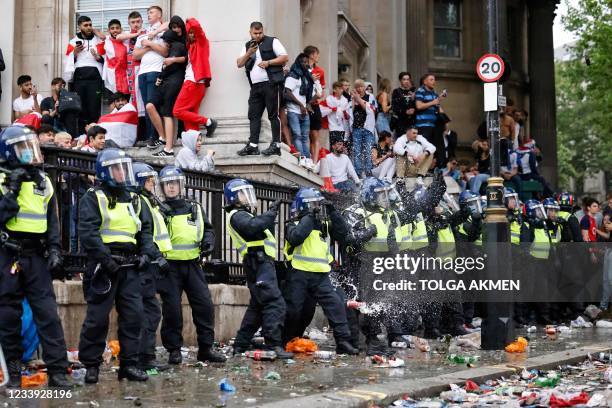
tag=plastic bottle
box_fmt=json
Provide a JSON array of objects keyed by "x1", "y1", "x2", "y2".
[
  {"x1": 534, "y1": 376, "x2": 559, "y2": 387},
  {"x1": 313, "y1": 350, "x2": 336, "y2": 360},
  {"x1": 447, "y1": 354, "x2": 480, "y2": 364},
  {"x1": 405, "y1": 335, "x2": 431, "y2": 352},
  {"x1": 391, "y1": 341, "x2": 408, "y2": 348},
  {"x1": 71, "y1": 368, "x2": 87, "y2": 386},
  {"x1": 346, "y1": 300, "x2": 365, "y2": 310},
  {"x1": 244, "y1": 350, "x2": 277, "y2": 361}
]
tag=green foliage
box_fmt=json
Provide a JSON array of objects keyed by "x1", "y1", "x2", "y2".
[{"x1": 556, "y1": 0, "x2": 612, "y2": 191}]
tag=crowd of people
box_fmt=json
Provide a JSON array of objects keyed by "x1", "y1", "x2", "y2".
[{"x1": 0, "y1": 122, "x2": 610, "y2": 389}]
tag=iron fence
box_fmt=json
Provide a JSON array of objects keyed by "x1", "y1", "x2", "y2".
[{"x1": 42, "y1": 146, "x2": 299, "y2": 284}]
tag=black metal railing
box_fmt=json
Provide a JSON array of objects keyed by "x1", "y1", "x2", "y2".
[{"x1": 42, "y1": 146, "x2": 299, "y2": 284}]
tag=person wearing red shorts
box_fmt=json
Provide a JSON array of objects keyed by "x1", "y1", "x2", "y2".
[{"x1": 172, "y1": 18, "x2": 217, "y2": 137}]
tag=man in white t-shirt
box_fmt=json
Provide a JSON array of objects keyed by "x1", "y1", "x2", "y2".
[
  {"x1": 133, "y1": 5, "x2": 169, "y2": 149},
  {"x1": 393, "y1": 127, "x2": 436, "y2": 177},
  {"x1": 13, "y1": 75, "x2": 43, "y2": 120},
  {"x1": 236, "y1": 21, "x2": 288, "y2": 156}
]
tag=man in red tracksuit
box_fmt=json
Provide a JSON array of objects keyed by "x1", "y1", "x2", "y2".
[{"x1": 172, "y1": 18, "x2": 217, "y2": 137}]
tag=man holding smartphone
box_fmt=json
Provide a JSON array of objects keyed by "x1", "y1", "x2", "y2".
[
  {"x1": 236, "y1": 21, "x2": 288, "y2": 157},
  {"x1": 63, "y1": 15, "x2": 105, "y2": 135}
]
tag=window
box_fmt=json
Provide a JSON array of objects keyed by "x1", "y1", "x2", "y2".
[
  {"x1": 75, "y1": 0, "x2": 168, "y2": 31},
  {"x1": 434, "y1": 0, "x2": 462, "y2": 58}
]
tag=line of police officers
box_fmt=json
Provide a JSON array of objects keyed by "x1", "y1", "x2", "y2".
[{"x1": 0, "y1": 125, "x2": 586, "y2": 388}]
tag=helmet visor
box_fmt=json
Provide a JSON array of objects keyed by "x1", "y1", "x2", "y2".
[
  {"x1": 140, "y1": 172, "x2": 162, "y2": 198},
  {"x1": 7, "y1": 135, "x2": 43, "y2": 165},
  {"x1": 374, "y1": 186, "x2": 392, "y2": 209},
  {"x1": 533, "y1": 204, "x2": 546, "y2": 220},
  {"x1": 443, "y1": 193, "x2": 460, "y2": 213},
  {"x1": 103, "y1": 158, "x2": 136, "y2": 187},
  {"x1": 505, "y1": 194, "x2": 518, "y2": 209},
  {"x1": 233, "y1": 185, "x2": 257, "y2": 210},
  {"x1": 160, "y1": 175, "x2": 185, "y2": 200},
  {"x1": 467, "y1": 198, "x2": 482, "y2": 216}
]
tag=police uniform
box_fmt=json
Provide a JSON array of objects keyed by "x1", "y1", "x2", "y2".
[
  {"x1": 456, "y1": 214, "x2": 483, "y2": 325},
  {"x1": 78, "y1": 184, "x2": 155, "y2": 379},
  {"x1": 0, "y1": 168, "x2": 70, "y2": 387},
  {"x1": 282, "y1": 202, "x2": 357, "y2": 354},
  {"x1": 138, "y1": 192, "x2": 172, "y2": 367},
  {"x1": 508, "y1": 209, "x2": 529, "y2": 325},
  {"x1": 228, "y1": 205, "x2": 288, "y2": 353},
  {"x1": 157, "y1": 198, "x2": 222, "y2": 362}
]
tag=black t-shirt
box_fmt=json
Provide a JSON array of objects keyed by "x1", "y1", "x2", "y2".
[
  {"x1": 352, "y1": 94, "x2": 372, "y2": 129},
  {"x1": 476, "y1": 148, "x2": 491, "y2": 174},
  {"x1": 391, "y1": 87, "x2": 416, "y2": 133},
  {"x1": 160, "y1": 42, "x2": 187, "y2": 80},
  {"x1": 40, "y1": 96, "x2": 56, "y2": 114}
]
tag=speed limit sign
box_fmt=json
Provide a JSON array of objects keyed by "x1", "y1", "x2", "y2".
[{"x1": 476, "y1": 54, "x2": 505, "y2": 82}]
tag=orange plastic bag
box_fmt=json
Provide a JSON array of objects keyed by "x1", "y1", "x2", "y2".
[
  {"x1": 285, "y1": 337, "x2": 318, "y2": 353},
  {"x1": 505, "y1": 336, "x2": 528, "y2": 353},
  {"x1": 108, "y1": 340, "x2": 120, "y2": 357},
  {"x1": 22, "y1": 371, "x2": 47, "y2": 387}
]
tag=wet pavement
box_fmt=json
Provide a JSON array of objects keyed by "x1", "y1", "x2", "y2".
[{"x1": 1, "y1": 327, "x2": 611, "y2": 407}]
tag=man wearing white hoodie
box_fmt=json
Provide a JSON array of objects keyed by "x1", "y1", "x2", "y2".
[
  {"x1": 393, "y1": 127, "x2": 435, "y2": 177},
  {"x1": 175, "y1": 130, "x2": 215, "y2": 172}
]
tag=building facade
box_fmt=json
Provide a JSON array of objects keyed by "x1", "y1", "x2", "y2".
[{"x1": 0, "y1": 0, "x2": 559, "y2": 185}]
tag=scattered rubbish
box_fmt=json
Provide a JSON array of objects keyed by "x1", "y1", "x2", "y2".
[
  {"x1": 21, "y1": 371, "x2": 47, "y2": 387},
  {"x1": 244, "y1": 398, "x2": 257, "y2": 404},
  {"x1": 471, "y1": 317, "x2": 482, "y2": 328},
  {"x1": 604, "y1": 367, "x2": 612, "y2": 383},
  {"x1": 304, "y1": 328, "x2": 328, "y2": 341},
  {"x1": 447, "y1": 354, "x2": 479, "y2": 364},
  {"x1": 556, "y1": 325, "x2": 572, "y2": 333},
  {"x1": 370, "y1": 355, "x2": 405, "y2": 368},
  {"x1": 405, "y1": 335, "x2": 432, "y2": 352},
  {"x1": 285, "y1": 337, "x2": 318, "y2": 353},
  {"x1": 527, "y1": 326, "x2": 537, "y2": 333},
  {"x1": 244, "y1": 350, "x2": 277, "y2": 361},
  {"x1": 145, "y1": 368, "x2": 159, "y2": 376},
  {"x1": 584, "y1": 305, "x2": 602, "y2": 320},
  {"x1": 251, "y1": 336, "x2": 265, "y2": 346},
  {"x1": 391, "y1": 342, "x2": 408, "y2": 348},
  {"x1": 454, "y1": 332, "x2": 480, "y2": 350},
  {"x1": 285, "y1": 359, "x2": 295, "y2": 364},
  {"x1": 218, "y1": 378, "x2": 236, "y2": 392},
  {"x1": 545, "y1": 325, "x2": 556, "y2": 335},
  {"x1": 346, "y1": 300, "x2": 365, "y2": 310},
  {"x1": 463, "y1": 379, "x2": 479, "y2": 391},
  {"x1": 586, "y1": 393, "x2": 606, "y2": 406},
  {"x1": 264, "y1": 371, "x2": 281, "y2": 381},
  {"x1": 533, "y1": 372, "x2": 560, "y2": 387},
  {"x1": 505, "y1": 337, "x2": 528, "y2": 353},
  {"x1": 67, "y1": 349, "x2": 79, "y2": 363},
  {"x1": 571, "y1": 316, "x2": 594, "y2": 328},
  {"x1": 108, "y1": 340, "x2": 120, "y2": 357},
  {"x1": 595, "y1": 320, "x2": 612, "y2": 328},
  {"x1": 313, "y1": 350, "x2": 336, "y2": 360},
  {"x1": 71, "y1": 367, "x2": 87, "y2": 386}
]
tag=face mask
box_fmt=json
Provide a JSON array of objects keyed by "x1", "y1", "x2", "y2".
[{"x1": 19, "y1": 149, "x2": 33, "y2": 164}]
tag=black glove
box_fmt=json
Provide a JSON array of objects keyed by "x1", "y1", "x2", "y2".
[
  {"x1": 156, "y1": 257, "x2": 171, "y2": 274},
  {"x1": 7, "y1": 168, "x2": 29, "y2": 194},
  {"x1": 269, "y1": 199, "x2": 283, "y2": 213},
  {"x1": 105, "y1": 258, "x2": 121, "y2": 275},
  {"x1": 47, "y1": 249, "x2": 64, "y2": 279},
  {"x1": 201, "y1": 242, "x2": 214, "y2": 257},
  {"x1": 433, "y1": 167, "x2": 444, "y2": 183},
  {"x1": 366, "y1": 224, "x2": 378, "y2": 240},
  {"x1": 137, "y1": 254, "x2": 150, "y2": 269}
]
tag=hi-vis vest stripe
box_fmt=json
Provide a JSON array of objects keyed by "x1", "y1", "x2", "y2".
[
  {"x1": 0, "y1": 173, "x2": 53, "y2": 234},
  {"x1": 435, "y1": 226, "x2": 456, "y2": 259},
  {"x1": 227, "y1": 209, "x2": 277, "y2": 260},
  {"x1": 95, "y1": 190, "x2": 141, "y2": 245},
  {"x1": 458, "y1": 219, "x2": 482, "y2": 246},
  {"x1": 558, "y1": 211, "x2": 570, "y2": 222},
  {"x1": 510, "y1": 219, "x2": 521, "y2": 245},
  {"x1": 529, "y1": 226, "x2": 561, "y2": 259},
  {"x1": 166, "y1": 204, "x2": 204, "y2": 260},
  {"x1": 411, "y1": 214, "x2": 428, "y2": 250},
  {"x1": 356, "y1": 209, "x2": 411, "y2": 252},
  {"x1": 286, "y1": 220, "x2": 334, "y2": 273},
  {"x1": 141, "y1": 195, "x2": 172, "y2": 253}
]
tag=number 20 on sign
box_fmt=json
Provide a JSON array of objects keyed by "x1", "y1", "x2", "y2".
[{"x1": 476, "y1": 54, "x2": 505, "y2": 83}]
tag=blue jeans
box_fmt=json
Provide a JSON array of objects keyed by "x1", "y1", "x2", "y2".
[
  {"x1": 334, "y1": 179, "x2": 358, "y2": 193},
  {"x1": 351, "y1": 128, "x2": 375, "y2": 177},
  {"x1": 138, "y1": 71, "x2": 161, "y2": 141},
  {"x1": 469, "y1": 173, "x2": 490, "y2": 194},
  {"x1": 287, "y1": 111, "x2": 310, "y2": 158}
]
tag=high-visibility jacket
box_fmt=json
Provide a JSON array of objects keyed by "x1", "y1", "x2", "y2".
[
  {"x1": 286, "y1": 220, "x2": 334, "y2": 273},
  {"x1": 509, "y1": 217, "x2": 522, "y2": 245},
  {"x1": 141, "y1": 195, "x2": 172, "y2": 253},
  {"x1": 94, "y1": 189, "x2": 141, "y2": 245},
  {"x1": 166, "y1": 203, "x2": 204, "y2": 261},
  {"x1": 227, "y1": 209, "x2": 277, "y2": 260},
  {"x1": 411, "y1": 213, "x2": 429, "y2": 250},
  {"x1": 529, "y1": 225, "x2": 561, "y2": 259},
  {"x1": 356, "y1": 208, "x2": 411, "y2": 252},
  {"x1": 558, "y1": 211, "x2": 570, "y2": 222},
  {"x1": 0, "y1": 172, "x2": 53, "y2": 234},
  {"x1": 435, "y1": 226, "x2": 456, "y2": 259}
]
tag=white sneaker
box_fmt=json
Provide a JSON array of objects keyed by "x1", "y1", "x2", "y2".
[
  {"x1": 305, "y1": 158, "x2": 315, "y2": 170},
  {"x1": 298, "y1": 156, "x2": 307, "y2": 167}
]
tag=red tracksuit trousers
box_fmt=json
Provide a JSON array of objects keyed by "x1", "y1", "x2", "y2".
[{"x1": 172, "y1": 80, "x2": 208, "y2": 130}]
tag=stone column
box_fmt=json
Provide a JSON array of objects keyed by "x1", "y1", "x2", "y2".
[
  {"x1": 405, "y1": 0, "x2": 429, "y2": 80},
  {"x1": 0, "y1": 0, "x2": 16, "y2": 126},
  {"x1": 302, "y1": 0, "x2": 338, "y2": 92},
  {"x1": 527, "y1": 0, "x2": 559, "y2": 187}
]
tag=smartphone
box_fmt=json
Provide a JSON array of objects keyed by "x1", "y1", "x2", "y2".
[
  {"x1": 76, "y1": 40, "x2": 83, "y2": 46},
  {"x1": 440, "y1": 89, "x2": 448, "y2": 97}
]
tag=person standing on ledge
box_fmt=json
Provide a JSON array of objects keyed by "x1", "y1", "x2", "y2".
[{"x1": 236, "y1": 21, "x2": 288, "y2": 157}]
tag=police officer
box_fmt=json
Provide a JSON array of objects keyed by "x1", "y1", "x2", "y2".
[
  {"x1": 132, "y1": 163, "x2": 172, "y2": 371},
  {"x1": 157, "y1": 166, "x2": 226, "y2": 364},
  {"x1": 557, "y1": 192, "x2": 582, "y2": 243},
  {"x1": 224, "y1": 178, "x2": 293, "y2": 359},
  {"x1": 282, "y1": 188, "x2": 359, "y2": 355},
  {"x1": 505, "y1": 187, "x2": 528, "y2": 326},
  {"x1": 0, "y1": 126, "x2": 71, "y2": 388},
  {"x1": 520, "y1": 199, "x2": 559, "y2": 324},
  {"x1": 543, "y1": 197, "x2": 563, "y2": 321},
  {"x1": 78, "y1": 148, "x2": 155, "y2": 383}
]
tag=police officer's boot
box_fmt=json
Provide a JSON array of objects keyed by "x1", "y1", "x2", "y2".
[
  {"x1": 85, "y1": 366, "x2": 99, "y2": 384},
  {"x1": 270, "y1": 346, "x2": 294, "y2": 360},
  {"x1": 197, "y1": 347, "x2": 227, "y2": 363},
  {"x1": 7, "y1": 359, "x2": 22, "y2": 388},
  {"x1": 336, "y1": 340, "x2": 359, "y2": 355},
  {"x1": 168, "y1": 349, "x2": 182, "y2": 365},
  {"x1": 366, "y1": 337, "x2": 394, "y2": 357},
  {"x1": 139, "y1": 357, "x2": 170, "y2": 372},
  {"x1": 118, "y1": 366, "x2": 148, "y2": 381},
  {"x1": 48, "y1": 372, "x2": 73, "y2": 388}
]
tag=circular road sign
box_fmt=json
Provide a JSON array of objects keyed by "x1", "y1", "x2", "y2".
[{"x1": 476, "y1": 53, "x2": 505, "y2": 82}]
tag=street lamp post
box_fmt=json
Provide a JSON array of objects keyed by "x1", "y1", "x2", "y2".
[{"x1": 481, "y1": 0, "x2": 514, "y2": 350}]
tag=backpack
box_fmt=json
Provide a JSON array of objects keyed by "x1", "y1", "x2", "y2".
[{"x1": 58, "y1": 89, "x2": 82, "y2": 114}]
